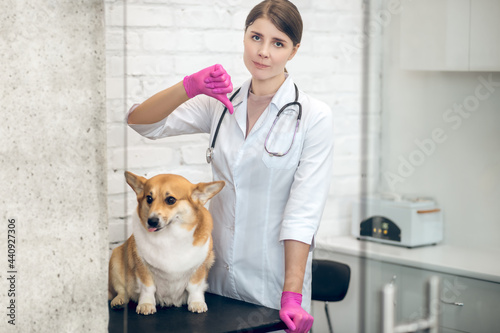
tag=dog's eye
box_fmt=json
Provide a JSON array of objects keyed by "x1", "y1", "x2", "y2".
[
  {"x1": 146, "y1": 195, "x2": 153, "y2": 204},
  {"x1": 165, "y1": 196, "x2": 176, "y2": 205}
]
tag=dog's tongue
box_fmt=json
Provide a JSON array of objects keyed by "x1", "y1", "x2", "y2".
[{"x1": 148, "y1": 228, "x2": 157, "y2": 232}]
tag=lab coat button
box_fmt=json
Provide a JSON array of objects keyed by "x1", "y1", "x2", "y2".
[{"x1": 225, "y1": 264, "x2": 230, "y2": 271}]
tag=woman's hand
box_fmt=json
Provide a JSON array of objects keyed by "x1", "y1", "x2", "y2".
[
  {"x1": 279, "y1": 291, "x2": 314, "y2": 333},
  {"x1": 281, "y1": 240, "x2": 313, "y2": 332},
  {"x1": 183, "y1": 64, "x2": 234, "y2": 114}
]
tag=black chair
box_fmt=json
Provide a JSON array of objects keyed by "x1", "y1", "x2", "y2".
[{"x1": 311, "y1": 259, "x2": 351, "y2": 333}]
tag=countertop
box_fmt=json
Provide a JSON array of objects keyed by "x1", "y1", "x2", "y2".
[
  {"x1": 316, "y1": 236, "x2": 500, "y2": 284},
  {"x1": 108, "y1": 293, "x2": 287, "y2": 333}
]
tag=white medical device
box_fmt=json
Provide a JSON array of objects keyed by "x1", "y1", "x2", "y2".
[{"x1": 351, "y1": 196, "x2": 443, "y2": 248}]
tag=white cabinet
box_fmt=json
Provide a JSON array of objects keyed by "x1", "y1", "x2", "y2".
[
  {"x1": 399, "y1": 266, "x2": 500, "y2": 333},
  {"x1": 469, "y1": 0, "x2": 500, "y2": 71},
  {"x1": 400, "y1": 0, "x2": 500, "y2": 71},
  {"x1": 363, "y1": 259, "x2": 402, "y2": 333},
  {"x1": 312, "y1": 248, "x2": 500, "y2": 333}
]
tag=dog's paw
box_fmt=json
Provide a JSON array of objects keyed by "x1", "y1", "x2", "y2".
[
  {"x1": 110, "y1": 296, "x2": 128, "y2": 309},
  {"x1": 136, "y1": 303, "x2": 157, "y2": 315},
  {"x1": 188, "y1": 301, "x2": 208, "y2": 313}
]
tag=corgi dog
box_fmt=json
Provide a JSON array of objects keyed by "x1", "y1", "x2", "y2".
[{"x1": 108, "y1": 171, "x2": 224, "y2": 315}]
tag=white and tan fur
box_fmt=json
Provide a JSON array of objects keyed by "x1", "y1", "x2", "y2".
[{"x1": 108, "y1": 171, "x2": 224, "y2": 315}]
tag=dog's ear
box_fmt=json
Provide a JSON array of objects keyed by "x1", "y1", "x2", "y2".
[
  {"x1": 191, "y1": 181, "x2": 225, "y2": 205},
  {"x1": 124, "y1": 171, "x2": 147, "y2": 196}
]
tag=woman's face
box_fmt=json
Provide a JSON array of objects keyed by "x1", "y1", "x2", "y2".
[{"x1": 243, "y1": 18, "x2": 300, "y2": 86}]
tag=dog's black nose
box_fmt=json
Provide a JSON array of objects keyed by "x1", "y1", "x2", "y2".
[{"x1": 147, "y1": 217, "x2": 159, "y2": 228}]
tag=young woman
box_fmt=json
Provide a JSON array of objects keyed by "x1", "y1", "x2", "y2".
[{"x1": 127, "y1": 1, "x2": 334, "y2": 332}]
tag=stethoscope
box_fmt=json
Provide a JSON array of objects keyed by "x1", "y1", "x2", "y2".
[{"x1": 206, "y1": 84, "x2": 302, "y2": 164}]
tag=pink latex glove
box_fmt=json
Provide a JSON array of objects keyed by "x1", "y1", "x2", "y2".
[
  {"x1": 279, "y1": 291, "x2": 314, "y2": 333},
  {"x1": 183, "y1": 64, "x2": 234, "y2": 114}
]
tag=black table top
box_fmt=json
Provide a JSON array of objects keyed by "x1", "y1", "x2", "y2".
[{"x1": 108, "y1": 293, "x2": 287, "y2": 333}]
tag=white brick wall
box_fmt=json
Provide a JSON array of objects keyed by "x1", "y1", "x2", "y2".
[{"x1": 105, "y1": 0, "x2": 377, "y2": 247}]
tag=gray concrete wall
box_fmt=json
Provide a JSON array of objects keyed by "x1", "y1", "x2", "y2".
[{"x1": 0, "y1": 1, "x2": 108, "y2": 331}]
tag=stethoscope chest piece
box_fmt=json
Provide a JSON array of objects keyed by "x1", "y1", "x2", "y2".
[{"x1": 206, "y1": 147, "x2": 214, "y2": 164}]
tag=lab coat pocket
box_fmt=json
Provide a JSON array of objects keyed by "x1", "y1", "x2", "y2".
[{"x1": 262, "y1": 133, "x2": 302, "y2": 169}]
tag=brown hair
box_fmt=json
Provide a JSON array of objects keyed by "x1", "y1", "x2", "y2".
[{"x1": 245, "y1": 0, "x2": 303, "y2": 47}]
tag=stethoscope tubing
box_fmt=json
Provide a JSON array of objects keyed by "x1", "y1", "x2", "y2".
[{"x1": 206, "y1": 84, "x2": 300, "y2": 164}]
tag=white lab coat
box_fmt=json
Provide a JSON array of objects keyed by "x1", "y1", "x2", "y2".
[{"x1": 128, "y1": 75, "x2": 334, "y2": 312}]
